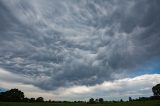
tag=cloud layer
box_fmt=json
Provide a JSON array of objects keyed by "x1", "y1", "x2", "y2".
[
  {"x1": 0, "y1": 0, "x2": 160, "y2": 91},
  {"x1": 0, "y1": 68, "x2": 160, "y2": 101}
]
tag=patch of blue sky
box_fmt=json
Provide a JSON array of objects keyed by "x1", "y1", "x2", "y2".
[
  {"x1": 129, "y1": 57, "x2": 160, "y2": 77},
  {"x1": 0, "y1": 87, "x2": 8, "y2": 92}
]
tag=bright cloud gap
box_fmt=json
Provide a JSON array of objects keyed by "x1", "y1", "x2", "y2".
[{"x1": 0, "y1": 68, "x2": 160, "y2": 101}]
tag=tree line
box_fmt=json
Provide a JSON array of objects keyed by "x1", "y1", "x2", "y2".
[
  {"x1": 0, "y1": 89, "x2": 44, "y2": 102},
  {"x1": 0, "y1": 83, "x2": 160, "y2": 103}
]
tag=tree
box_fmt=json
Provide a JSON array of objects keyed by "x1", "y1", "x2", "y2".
[
  {"x1": 30, "y1": 98, "x2": 36, "y2": 102},
  {"x1": 152, "y1": 84, "x2": 160, "y2": 96},
  {"x1": 129, "y1": 97, "x2": 132, "y2": 101},
  {"x1": 23, "y1": 97, "x2": 30, "y2": 102},
  {"x1": 95, "y1": 99, "x2": 99, "y2": 103},
  {"x1": 89, "y1": 98, "x2": 95, "y2": 103},
  {"x1": 120, "y1": 99, "x2": 123, "y2": 102},
  {"x1": 36, "y1": 97, "x2": 44, "y2": 102},
  {"x1": 48, "y1": 99, "x2": 52, "y2": 103},
  {"x1": 99, "y1": 98, "x2": 104, "y2": 103},
  {"x1": 0, "y1": 88, "x2": 24, "y2": 102}
]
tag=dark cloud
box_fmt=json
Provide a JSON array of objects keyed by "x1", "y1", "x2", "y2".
[{"x1": 0, "y1": 0, "x2": 160, "y2": 90}]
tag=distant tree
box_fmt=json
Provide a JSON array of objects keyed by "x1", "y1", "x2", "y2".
[
  {"x1": 30, "y1": 98, "x2": 36, "y2": 102},
  {"x1": 89, "y1": 98, "x2": 95, "y2": 103},
  {"x1": 95, "y1": 98, "x2": 99, "y2": 103},
  {"x1": 129, "y1": 97, "x2": 132, "y2": 101},
  {"x1": 120, "y1": 99, "x2": 123, "y2": 102},
  {"x1": 23, "y1": 97, "x2": 30, "y2": 102},
  {"x1": 36, "y1": 97, "x2": 44, "y2": 102},
  {"x1": 99, "y1": 98, "x2": 104, "y2": 103},
  {"x1": 152, "y1": 84, "x2": 160, "y2": 96},
  {"x1": 48, "y1": 99, "x2": 51, "y2": 103},
  {"x1": 138, "y1": 97, "x2": 149, "y2": 101},
  {"x1": 0, "y1": 88, "x2": 24, "y2": 102}
]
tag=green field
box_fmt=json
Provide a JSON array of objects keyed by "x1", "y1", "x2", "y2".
[{"x1": 0, "y1": 101, "x2": 160, "y2": 106}]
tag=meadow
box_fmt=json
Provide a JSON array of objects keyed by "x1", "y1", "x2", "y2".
[{"x1": 0, "y1": 101, "x2": 160, "y2": 106}]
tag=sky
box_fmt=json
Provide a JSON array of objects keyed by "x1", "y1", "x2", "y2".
[{"x1": 0, "y1": 0, "x2": 160, "y2": 101}]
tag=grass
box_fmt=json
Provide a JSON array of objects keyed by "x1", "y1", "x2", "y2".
[{"x1": 0, "y1": 100, "x2": 160, "y2": 106}]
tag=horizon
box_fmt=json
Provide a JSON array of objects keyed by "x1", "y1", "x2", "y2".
[{"x1": 0, "y1": 0, "x2": 160, "y2": 101}]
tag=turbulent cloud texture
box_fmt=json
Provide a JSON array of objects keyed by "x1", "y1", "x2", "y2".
[{"x1": 0, "y1": 0, "x2": 160, "y2": 91}]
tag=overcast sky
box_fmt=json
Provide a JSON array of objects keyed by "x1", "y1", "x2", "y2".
[{"x1": 0, "y1": 0, "x2": 160, "y2": 101}]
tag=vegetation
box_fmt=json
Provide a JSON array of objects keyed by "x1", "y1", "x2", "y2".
[
  {"x1": 0, "y1": 101, "x2": 160, "y2": 106},
  {"x1": 152, "y1": 83, "x2": 160, "y2": 96},
  {"x1": 0, "y1": 89, "x2": 43, "y2": 102},
  {"x1": 0, "y1": 89, "x2": 24, "y2": 102}
]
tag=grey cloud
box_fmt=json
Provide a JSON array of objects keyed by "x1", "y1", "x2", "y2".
[{"x1": 0, "y1": 0, "x2": 160, "y2": 90}]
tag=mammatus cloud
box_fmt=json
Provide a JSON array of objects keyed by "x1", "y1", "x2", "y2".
[{"x1": 0, "y1": 0, "x2": 160, "y2": 92}]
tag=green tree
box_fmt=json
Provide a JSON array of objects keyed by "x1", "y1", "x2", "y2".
[
  {"x1": 120, "y1": 99, "x2": 123, "y2": 102},
  {"x1": 152, "y1": 84, "x2": 160, "y2": 96},
  {"x1": 0, "y1": 88, "x2": 24, "y2": 102},
  {"x1": 30, "y1": 98, "x2": 36, "y2": 102},
  {"x1": 99, "y1": 98, "x2": 104, "y2": 103},
  {"x1": 95, "y1": 99, "x2": 99, "y2": 103},
  {"x1": 36, "y1": 97, "x2": 44, "y2": 102},
  {"x1": 129, "y1": 97, "x2": 132, "y2": 101},
  {"x1": 89, "y1": 98, "x2": 95, "y2": 103}
]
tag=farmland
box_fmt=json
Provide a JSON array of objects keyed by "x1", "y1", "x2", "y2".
[{"x1": 0, "y1": 100, "x2": 160, "y2": 106}]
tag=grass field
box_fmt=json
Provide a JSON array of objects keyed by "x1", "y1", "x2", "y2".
[{"x1": 0, "y1": 101, "x2": 160, "y2": 106}]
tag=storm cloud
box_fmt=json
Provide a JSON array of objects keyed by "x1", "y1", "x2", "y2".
[{"x1": 0, "y1": 0, "x2": 160, "y2": 90}]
